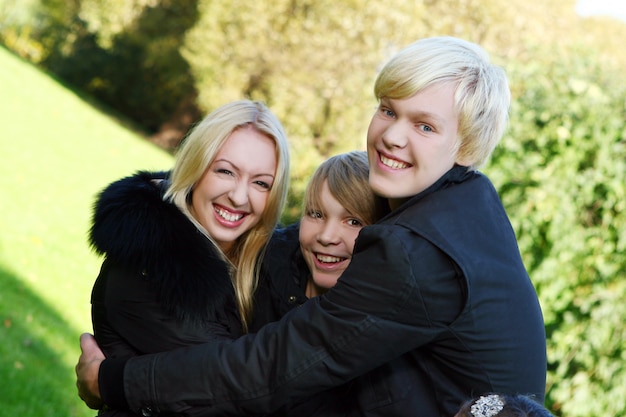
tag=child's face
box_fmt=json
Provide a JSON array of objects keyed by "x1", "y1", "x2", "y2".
[
  {"x1": 190, "y1": 126, "x2": 277, "y2": 253},
  {"x1": 367, "y1": 82, "x2": 461, "y2": 209},
  {"x1": 299, "y1": 181, "x2": 365, "y2": 296}
]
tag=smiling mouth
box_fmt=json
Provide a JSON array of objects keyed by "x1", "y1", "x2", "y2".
[
  {"x1": 315, "y1": 253, "x2": 346, "y2": 264},
  {"x1": 215, "y1": 206, "x2": 244, "y2": 222},
  {"x1": 380, "y1": 153, "x2": 410, "y2": 169}
]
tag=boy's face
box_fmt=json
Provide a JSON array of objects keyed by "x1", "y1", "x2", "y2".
[
  {"x1": 299, "y1": 181, "x2": 364, "y2": 296},
  {"x1": 367, "y1": 82, "x2": 462, "y2": 209}
]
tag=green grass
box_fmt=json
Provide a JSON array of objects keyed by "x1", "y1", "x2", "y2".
[{"x1": 0, "y1": 46, "x2": 173, "y2": 416}]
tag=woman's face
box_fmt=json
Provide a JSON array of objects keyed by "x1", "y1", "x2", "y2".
[
  {"x1": 191, "y1": 126, "x2": 277, "y2": 253},
  {"x1": 299, "y1": 181, "x2": 366, "y2": 296}
]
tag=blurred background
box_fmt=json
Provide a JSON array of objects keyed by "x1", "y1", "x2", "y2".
[{"x1": 0, "y1": 0, "x2": 624, "y2": 416}]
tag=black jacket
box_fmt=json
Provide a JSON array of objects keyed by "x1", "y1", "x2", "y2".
[
  {"x1": 102, "y1": 166, "x2": 547, "y2": 417},
  {"x1": 251, "y1": 223, "x2": 356, "y2": 417},
  {"x1": 250, "y1": 223, "x2": 308, "y2": 332},
  {"x1": 90, "y1": 171, "x2": 241, "y2": 416}
]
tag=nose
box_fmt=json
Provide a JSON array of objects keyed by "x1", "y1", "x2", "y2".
[
  {"x1": 381, "y1": 121, "x2": 408, "y2": 149},
  {"x1": 317, "y1": 220, "x2": 340, "y2": 246},
  {"x1": 228, "y1": 180, "x2": 249, "y2": 207}
]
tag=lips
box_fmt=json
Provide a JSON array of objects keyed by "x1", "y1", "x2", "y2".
[
  {"x1": 379, "y1": 152, "x2": 411, "y2": 169},
  {"x1": 312, "y1": 252, "x2": 349, "y2": 271},
  {"x1": 214, "y1": 205, "x2": 246, "y2": 224},
  {"x1": 315, "y1": 253, "x2": 345, "y2": 264}
]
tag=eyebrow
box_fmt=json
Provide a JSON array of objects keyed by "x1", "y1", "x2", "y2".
[
  {"x1": 214, "y1": 158, "x2": 275, "y2": 179},
  {"x1": 382, "y1": 100, "x2": 446, "y2": 125},
  {"x1": 410, "y1": 111, "x2": 446, "y2": 126}
]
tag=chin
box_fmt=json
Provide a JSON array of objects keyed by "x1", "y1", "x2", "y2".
[
  {"x1": 314, "y1": 275, "x2": 340, "y2": 289},
  {"x1": 369, "y1": 179, "x2": 391, "y2": 199}
]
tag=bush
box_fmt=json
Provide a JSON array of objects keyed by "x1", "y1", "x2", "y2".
[{"x1": 489, "y1": 44, "x2": 626, "y2": 417}]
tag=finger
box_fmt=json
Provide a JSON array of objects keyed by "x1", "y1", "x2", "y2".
[
  {"x1": 76, "y1": 332, "x2": 105, "y2": 409},
  {"x1": 79, "y1": 333, "x2": 105, "y2": 360},
  {"x1": 79, "y1": 332, "x2": 95, "y2": 350}
]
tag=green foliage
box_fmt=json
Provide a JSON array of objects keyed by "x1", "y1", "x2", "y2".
[
  {"x1": 0, "y1": 0, "x2": 46, "y2": 60},
  {"x1": 0, "y1": 45, "x2": 173, "y2": 416},
  {"x1": 183, "y1": 0, "x2": 428, "y2": 218},
  {"x1": 2, "y1": 1, "x2": 626, "y2": 416},
  {"x1": 0, "y1": 265, "x2": 90, "y2": 416},
  {"x1": 31, "y1": 0, "x2": 201, "y2": 132},
  {"x1": 489, "y1": 43, "x2": 626, "y2": 417}
]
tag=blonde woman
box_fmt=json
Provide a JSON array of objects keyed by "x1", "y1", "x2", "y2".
[{"x1": 88, "y1": 100, "x2": 289, "y2": 415}]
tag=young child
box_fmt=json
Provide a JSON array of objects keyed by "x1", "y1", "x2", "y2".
[
  {"x1": 252, "y1": 150, "x2": 388, "y2": 328},
  {"x1": 250, "y1": 151, "x2": 388, "y2": 416},
  {"x1": 455, "y1": 394, "x2": 555, "y2": 417},
  {"x1": 77, "y1": 37, "x2": 547, "y2": 417}
]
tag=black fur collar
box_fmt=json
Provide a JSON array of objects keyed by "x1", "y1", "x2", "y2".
[{"x1": 89, "y1": 171, "x2": 233, "y2": 323}]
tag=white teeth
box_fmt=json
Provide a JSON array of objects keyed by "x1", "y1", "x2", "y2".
[
  {"x1": 380, "y1": 154, "x2": 409, "y2": 169},
  {"x1": 216, "y1": 207, "x2": 243, "y2": 222},
  {"x1": 316, "y1": 254, "x2": 343, "y2": 263}
]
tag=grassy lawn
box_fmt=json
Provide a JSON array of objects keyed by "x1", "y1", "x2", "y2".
[{"x1": 0, "y1": 46, "x2": 173, "y2": 416}]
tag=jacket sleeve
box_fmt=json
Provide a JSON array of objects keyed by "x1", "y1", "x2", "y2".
[{"x1": 115, "y1": 225, "x2": 460, "y2": 416}]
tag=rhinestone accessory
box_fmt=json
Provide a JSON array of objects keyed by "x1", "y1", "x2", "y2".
[{"x1": 470, "y1": 394, "x2": 505, "y2": 417}]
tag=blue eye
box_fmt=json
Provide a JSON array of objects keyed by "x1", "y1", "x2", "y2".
[
  {"x1": 308, "y1": 210, "x2": 322, "y2": 219},
  {"x1": 383, "y1": 108, "x2": 395, "y2": 118}
]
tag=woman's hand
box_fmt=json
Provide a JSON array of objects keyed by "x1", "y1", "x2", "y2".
[{"x1": 75, "y1": 333, "x2": 105, "y2": 410}]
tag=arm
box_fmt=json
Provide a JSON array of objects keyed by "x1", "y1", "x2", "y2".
[
  {"x1": 96, "y1": 261, "x2": 236, "y2": 356},
  {"x1": 92, "y1": 226, "x2": 455, "y2": 415}
]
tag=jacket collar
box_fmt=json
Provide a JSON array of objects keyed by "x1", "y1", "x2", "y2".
[{"x1": 379, "y1": 165, "x2": 474, "y2": 221}]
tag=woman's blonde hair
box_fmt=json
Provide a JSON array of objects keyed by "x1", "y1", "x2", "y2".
[
  {"x1": 303, "y1": 151, "x2": 388, "y2": 226},
  {"x1": 164, "y1": 100, "x2": 290, "y2": 331},
  {"x1": 374, "y1": 36, "x2": 510, "y2": 169}
]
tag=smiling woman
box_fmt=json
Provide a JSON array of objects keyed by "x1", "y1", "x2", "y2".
[
  {"x1": 189, "y1": 125, "x2": 277, "y2": 253},
  {"x1": 87, "y1": 100, "x2": 290, "y2": 416}
]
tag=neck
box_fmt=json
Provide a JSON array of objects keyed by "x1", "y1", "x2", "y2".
[{"x1": 305, "y1": 278, "x2": 327, "y2": 298}]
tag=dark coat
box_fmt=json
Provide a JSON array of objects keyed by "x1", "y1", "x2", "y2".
[
  {"x1": 90, "y1": 170, "x2": 241, "y2": 358},
  {"x1": 104, "y1": 166, "x2": 547, "y2": 417},
  {"x1": 251, "y1": 223, "x2": 356, "y2": 417},
  {"x1": 250, "y1": 223, "x2": 308, "y2": 332}
]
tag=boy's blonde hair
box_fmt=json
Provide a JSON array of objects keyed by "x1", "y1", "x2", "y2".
[
  {"x1": 165, "y1": 100, "x2": 290, "y2": 331},
  {"x1": 303, "y1": 151, "x2": 388, "y2": 226},
  {"x1": 374, "y1": 36, "x2": 510, "y2": 169}
]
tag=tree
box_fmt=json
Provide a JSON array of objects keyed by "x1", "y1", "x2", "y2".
[
  {"x1": 490, "y1": 43, "x2": 626, "y2": 417},
  {"x1": 35, "y1": 0, "x2": 201, "y2": 134},
  {"x1": 3, "y1": 1, "x2": 626, "y2": 414}
]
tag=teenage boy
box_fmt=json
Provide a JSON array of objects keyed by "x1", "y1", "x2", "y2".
[{"x1": 77, "y1": 36, "x2": 547, "y2": 417}]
